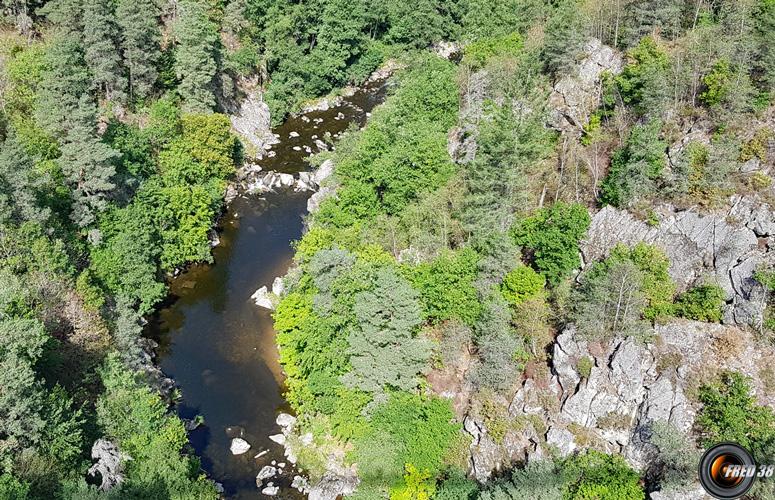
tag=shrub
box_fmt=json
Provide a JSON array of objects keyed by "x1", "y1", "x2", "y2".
[
  {"x1": 577, "y1": 356, "x2": 594, "y2": 379},
  {"x1": 512, "y1": 203, "x2": 591, "y2": 286},
  {"x1": 406, "y1": 248, "x2": 481, "y2": 325},
  {"x1": 462, "y1": 32, "x2": 523, "y2": 69},
  {"x1": 696, "y1": 371, "x2": 775, "y2": 459},
  {"x1": 563, "y1": 450, "x2": 644, "y2": 500},
  {"x1": 501, "y1": 265, "x2": 545, "y2": 306},
  {"x1": 674, "y1": 283, "x2": 725, "y2": 322}
]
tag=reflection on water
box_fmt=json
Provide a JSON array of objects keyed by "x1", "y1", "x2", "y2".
[{"x1": 145, "y1": 81, "x2": 389, "y2": 499}]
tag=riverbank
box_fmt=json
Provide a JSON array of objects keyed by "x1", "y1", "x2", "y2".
[{"x1": 144, "y1": 74, "x2": 391, "y2": 499}]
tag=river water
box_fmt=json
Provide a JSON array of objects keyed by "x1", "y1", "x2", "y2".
[{"x1": 145, "y1": 81, "x2": 388, "y2": 499}]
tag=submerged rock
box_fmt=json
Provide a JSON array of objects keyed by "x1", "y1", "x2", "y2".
[{"x1": 230, "y1": 438, "x2": 251, "y2": 455}]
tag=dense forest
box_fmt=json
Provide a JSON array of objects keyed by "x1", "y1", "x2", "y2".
[{"x1": 1, "y1": 0, "x2": 774, "y2": 499}]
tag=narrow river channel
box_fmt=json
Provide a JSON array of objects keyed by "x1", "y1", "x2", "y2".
[{"x1": 145, "y1": 81, "x2": 388, "y2": 499}]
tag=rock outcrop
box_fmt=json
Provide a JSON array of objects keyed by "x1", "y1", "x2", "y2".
[
  {"x1": 582, "y1": 204, "x2": 774, "y2": 328},
  {"x1": 548, "y1": 38, "x2": 623, "y2": 134},
  {"x1": 228, "y1": 83, "x2": 280, "y2": 154},
  {"x1": 464, "y1": 318, "x2": 775, "y2": 483},
  {"x1": 87, "y1": 439, "x2": 129, "y2": 491}
]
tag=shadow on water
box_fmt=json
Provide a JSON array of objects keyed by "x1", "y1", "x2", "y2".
[{"x1": 145, "y1": 81, "x2": 389, "y2": 499}]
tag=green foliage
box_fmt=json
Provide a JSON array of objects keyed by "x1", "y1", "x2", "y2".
[
  {"x1": 357, "y1": 392, "x2": 459, "y2": 486},
  {"x1": 462, "y1": 33, "x2": 523, "y2": 69},
  {"x1": 116, "y1": 0, "x2": 161, "y2": 102},
  {"x1": 696, "y1": 371, "x2": 775, "y2": 460},
  {"x1": 512, "y1": 203, "x2": 591, "y2": 286},
  {"x1": 343, "y1": 266, "x2": 431, "y2": 392},
  {"x1": 574, "y1": 243, "x2": 675, "y2": 340},
  {"x1": 612, "y1": 37, "x2": 670, "y2": 116},
  {"x1": 435, "y1": 469, "x2": 479, "y2": 500},
  {"x1": 649, "y1": 421, "x2": 699, "y2": 491},
  {"x1": 174, "y1": 0, "x2": 219, "y2": 113},
  {"x1": 406, "y1": 248, "x2": 481, "y2": 325},
  {"x1": 542, "y1": 0, "x2": 586, "y2": 76},
  {"x1": 599, "y1": 119, "x2": 666, "y2": 207},
  {"x1": 577, "y1": 356, "x2": 593, "y2": 379},
  {"x1": 83, "y1": 0, "x2": 125, "y2": 101},
  {"x1": 96, "y1": 354, "x2": 217, "y2": 498},
  {"x1": 501, "y1": 265, "x2": 545, "y2": 306},
  {"x1": 563, "y1": 450, "x2": 644, "y2": 499},
  {"x1": 316, "y1": 56, "x2": 458, "y2": 226},
  {"x1": 0, "y1": 474, "x2": 28, "y2": 500},
  {"x1": 700, "y1": 59, "x2": 733, "y2": 107},
  {"x1": 674, "y1": 283, "x2": 725, "y2": 322}
]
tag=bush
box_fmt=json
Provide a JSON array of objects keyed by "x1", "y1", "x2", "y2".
[
  {"x1": 501, "y1": 265, "x2": 545, "y2": 306},
  {"x1": 563, "y1": 450, "x2": 644, "y2": 499},
  {"x1": 696, "y1": 371, "x2": 775, "y2": 459},
  {"x1": 462, "y1": 32, "x2": 523, "y2": 69},
  {"x1": 674, "y1": 283, "x2": 725, "y2": 322},
  {"x1": 512, "y1": 203, "x2": 591, "y2": 286},
  {"x1": 406, "y1": 248, "x2": 481, "y2": 325}
]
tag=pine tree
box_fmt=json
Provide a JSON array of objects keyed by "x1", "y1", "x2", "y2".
[
  {"x1": 83, "y1": 0, "x2": 125, "y2": 101},
  {"x1": 37, "y1": 0, "x2": 83, "y2": 36},
  {"x1": 342, "y1": 266, "x2": 431, "y2": 392},
  {"x1": 541, "y1": 0, "x2": 586, "y2": 76},
  {"x1": 175, "y1": 0, "x2": 219, "y2": 113},
  {"x1": 622, "y1": 0, "x2": 683, "y2": 47},
  {"x1": 116, "y1": 0, "x2": 161, "y2": 101},
  {"x1": 0, "y1": 129, "x2": 49, "y2": 224},
  {"x1": 36, "y1": 33, "x2": 91, "y2": 138},
  {"x1": 58, "y1": 96, "x2": 119, "y2": 227}
]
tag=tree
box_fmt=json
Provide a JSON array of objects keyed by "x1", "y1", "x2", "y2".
[
  {"x1": 0, "y1": 129, "x2": 49, "y2": 225},
  {"x1": 115, "y1": 0, "x2": 160, "y2": 102},
  {"x1": 36, "y1": 34, "x2": 91, "y2": 138},
  {"x1": 573, "y1": 259, "x2": 648, "y2": 340},
  {"x1": 501, "y1": 265, "x2": 545, "y2": 306},
  {"x1": 0, "y1": 318, "x2": 48, "y2": 465},
  {"x1": 541, "y1": 0, "x2": 586, "y2": 76},
  {"x1": 342, "y1": 266, "x2": 431, "y2": 392},
  {"x1": 174, "y1": 0, "x2": 219, "y2": 113},
  {"x1": 511, "y1": 202, "x2": 591, "y2": 286},
  {"x1": 621, "y1": 0, "x2": 683, "y2": 47},
  {"x1": 58, "y1": 96, "x2": 118, "y2": 227},
  {"x1": 600, "y1": 119, "x2": 666, "y2": 207},
  {"x1": 83, "y1": 0, "x2": 125, "y2": 101}
]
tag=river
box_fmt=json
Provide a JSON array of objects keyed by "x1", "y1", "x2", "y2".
[{"x1": 145, "y1": 81, "x2": 388, "y2": 499}]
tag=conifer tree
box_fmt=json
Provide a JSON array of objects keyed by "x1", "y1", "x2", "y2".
[
  {"x1": 36, "y1": 34, "x2": 91, "y2": 138},
  {"x1": 83, "y1": 0, "x2": 125, "y2": 101},
  {"x1": 0, "y1": 129, "x2": 49, "y2": 224},
  {"x1": 37, "y1": 0, "x2": 82, "y2": 36},
  {"x1": 174, "y1": 0, "x2": 219, "y2": 112},
  {"x1": 116, "y1": 0, "x2": 161, "y2": 101},
  {"x1": 58, "y1": 96, "x2": 118, "y2": 227}
]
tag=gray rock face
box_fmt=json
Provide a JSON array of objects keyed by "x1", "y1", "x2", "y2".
[
  {"x1": 308, "y1": 473, "x2": 359, "y2": 500},
  {"x1": 582, "y1": 204, "x2": 773, "y2": 328},
  {"x1": 229, "y1": 90, "x2": 279, "y2": 154},
  {"x1": 88, "y1": 439, "x2": 128, "y2": 492},
  {"x1": 448, "y1": 70, "x2": 489, "y2": 165},
  {"x1": 275, "y1": 412, "x2": 296, "y2": 429},
  {"x1": 549, "y1": 39, "x2": 623, "y2": 134}
]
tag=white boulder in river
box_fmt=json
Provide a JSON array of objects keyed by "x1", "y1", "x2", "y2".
[
  {"x1": 230, "y1": 438, "x2": 251, "y2": 455},
  {"x1": 251, "y1": 286, "x2": 275, "y2": 310}
]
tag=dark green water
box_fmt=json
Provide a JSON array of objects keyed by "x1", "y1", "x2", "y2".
[{"x1": 146, "y1": 82, "x2": 388, "y2": 499}]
